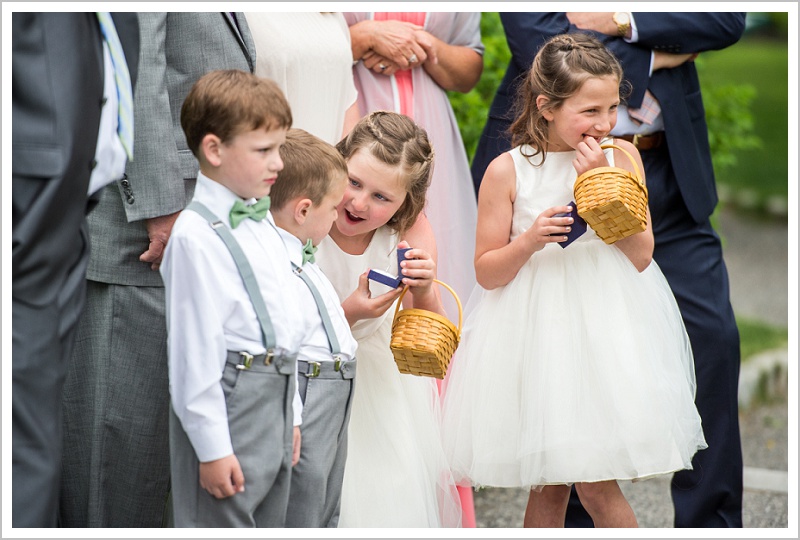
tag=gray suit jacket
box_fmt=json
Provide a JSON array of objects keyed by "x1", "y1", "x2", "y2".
[{"x1": 87, "y1": 12, "x2": 256, "y2": 286}]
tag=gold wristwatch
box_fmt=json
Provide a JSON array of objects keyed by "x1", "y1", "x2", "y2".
[{"x1": 612, "y1": 12, "x2": 631, "y2": 38}]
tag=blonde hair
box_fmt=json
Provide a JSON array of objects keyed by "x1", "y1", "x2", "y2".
[
  {"x1": 270, "y1": 128, "x2": 348, "y2": 210},
  {"x1": 336, "y1": 111, "x2": 434, "y2": 237},
  {"x1": 181, "y1": 69, "x2": 292, "y2": 158},
  {"x1": 509, "y1": 33, "x2": 628, "y2": 163}
]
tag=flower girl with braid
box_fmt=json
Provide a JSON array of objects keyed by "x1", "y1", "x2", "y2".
[
  {"x1": 315, "y1": 111, "x2": 462, "y2": 527},
  {"x1": 440, "y1": 34, "x2": 707, "y2": 528}
]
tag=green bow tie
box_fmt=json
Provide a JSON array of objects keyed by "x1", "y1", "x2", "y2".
[
  {"x1": 229, "y1": 196, "x2": 270, "y2": 229},
  {"x1": 302, "y1": 238, "x2": 317, "y2": 265}
]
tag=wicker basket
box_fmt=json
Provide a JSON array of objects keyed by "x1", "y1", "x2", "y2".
[
  {"x1": 390, "y1": 279, "x2": 462, "y2": 379},
  {"x1": 573, "y1": 144, "x2": 648, "y2": 244}
]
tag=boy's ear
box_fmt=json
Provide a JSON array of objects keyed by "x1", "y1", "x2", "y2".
[
  {"x1": 294, "y1": 198, "x2": 314, "y2": 224},
  {"x1": 536, "y1": 95, "x2": 554, "y2": 121},
  {"x1": 200, "y1": 134, "x2": 223, "y2": 167}
]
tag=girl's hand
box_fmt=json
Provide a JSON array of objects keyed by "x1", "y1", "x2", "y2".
[
  {"x1": 397, "y1": 240, "x2": 439, "y2": 310},
  {"x1": 573, "y1": 136, "x2": 609, "y2": 176},
  {"x1": 524, "y1": 206, "x2": 575, "y2": 247},
  {"x1": 341, "y1": 271, "x2": 404, "y2": 327},
  {"x1": 199, "y1": 454, "x2": 245, "y2": 499}
]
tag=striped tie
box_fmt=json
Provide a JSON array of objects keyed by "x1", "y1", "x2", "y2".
[{"x1": 96, "y1": 12, "x2": 134, "y2": 161}]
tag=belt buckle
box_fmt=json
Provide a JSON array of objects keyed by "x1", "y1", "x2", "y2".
[
  {"x1": 237, "y1": 351, "x2": 253, "y2": 370},
  {"x1": 306, "y1": 361, "x2": 321, "y2": 378}
]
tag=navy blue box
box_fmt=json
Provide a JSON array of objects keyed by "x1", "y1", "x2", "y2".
[{"x1": 552, "y1": 201, "x2": 587, "y2": 248}]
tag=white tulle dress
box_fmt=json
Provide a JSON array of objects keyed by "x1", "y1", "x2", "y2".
[
  {"x1": 316, "y1": 227, "x2": 462, "y2": 527},
  {"x1": 440, "y1": 145, "x2": 707, "y2": 489}
]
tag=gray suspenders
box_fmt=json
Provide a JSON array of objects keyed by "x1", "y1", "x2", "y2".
[
  {"x1": 292, "y1": 262, "x2": 356, "y2": 380},
  {"x1": 186, "y1": 201, "x2": 294, "y2": 373}
]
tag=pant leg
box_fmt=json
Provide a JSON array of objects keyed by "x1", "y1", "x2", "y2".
[
  {"x1": 13, "y1": 223, "x2": 89, "y2": 528},
  {"x1": 286, "y1": 377, "x2": 353, "y2": 527},
  {"x1": 59, "y1": 282, "x2": 171, "y2": 527},
  {"x1": 643, "y1": 147, "x2": 743, "y2": 528}
]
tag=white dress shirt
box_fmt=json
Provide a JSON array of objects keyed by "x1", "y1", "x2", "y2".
[
  {"x1": 161, "y1": 173, "x2": 310, "y2": 462},
  {"x1": 88, "y1": 41, "x2": 128, "y2": 196},
  {"x1": 612, "y1": 13, "x2": 665, "y2": 137},
  {"x1": 275, "y1": 228, "x2": 358, "y2": 365}
]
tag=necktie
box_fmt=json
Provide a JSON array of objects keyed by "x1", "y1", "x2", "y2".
[
  {"x1": 229, "y1": 197, "x2": 270, "y2": 228},
  {"x1": 302, "y1": 239, "x2": 317, "y2": 265},
  {"x1": 628, "y1": 89, "x2": 662, "y2": 126},
  {"x1": 96, "y1": 12, "x2": 134, "y2": 160}
]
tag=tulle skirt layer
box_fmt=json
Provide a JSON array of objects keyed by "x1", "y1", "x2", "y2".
[
  {"x1": 441, "y1": 242, "x2": 707, "y2": 489},
  {"x1": 339, "y1": 316, "x2": 462, "y2": 527}
]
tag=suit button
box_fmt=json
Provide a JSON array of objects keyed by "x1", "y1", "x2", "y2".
[
  {"x1": 89, "y1": 159, "x2": 97, "y2": 171},
  {"x1": 100, "y1": 96, "x2": 108, "y2": 107},
  {"x1": 126, "y1": 195, "x2": 135, "y2": 204}
]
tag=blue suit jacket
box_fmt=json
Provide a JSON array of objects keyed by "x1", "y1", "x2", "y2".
[{"x1": 472, "y1": 12, "x2": 746, "y2": 223}]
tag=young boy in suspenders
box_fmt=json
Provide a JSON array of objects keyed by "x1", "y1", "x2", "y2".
[
  {"x1": 269, "y1": 129, "x2": 358, "y2": 528},
  {"x1": 160, "y1": 70, "x2": 310, "y2": 527}
]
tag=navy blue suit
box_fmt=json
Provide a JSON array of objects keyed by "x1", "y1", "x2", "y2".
[{"x1": 471, "y1": 13, "x2": 746, "y2": 527}]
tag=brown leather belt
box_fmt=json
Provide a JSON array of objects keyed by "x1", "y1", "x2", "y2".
[{"x1": 616, "y1": 132, "x2": 665, "y2": 151}]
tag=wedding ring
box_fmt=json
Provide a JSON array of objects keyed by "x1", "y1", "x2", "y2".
[
  {"x1": 379, "y1": 63, "x2": 387, "y2": 71},
  {"x1": 408, "y1": 54, "x2": 418, "y2": 64}
]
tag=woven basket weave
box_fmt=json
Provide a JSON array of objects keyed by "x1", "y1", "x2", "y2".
[
  {"x1": 574, "y1": 143, "x2": 648, "y2": 244},
  {"x1": 390, "y1": 279, "x2": 462, "y2": 379}
]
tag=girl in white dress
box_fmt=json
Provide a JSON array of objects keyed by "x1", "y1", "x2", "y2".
[
  {"x1": 440, "y1": 33, "x2": 707, "y2": 528},
  {"x1": 315, "y1": 111, "x2": 461, "y2": 527}
]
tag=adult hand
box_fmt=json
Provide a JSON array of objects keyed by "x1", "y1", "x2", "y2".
[
  {"x1": 361, "y1": 50, "x2": 400, "y2": 76},
  {"x1": 653, "y1": 51, "x2": 699, "y2": 71},
  {"x1": 139, "y1": 211, "x2": 180, "y2": 271},
  {"x1": 199, "y1": 454, "x2": 245, "y2": 499},
  {"x1": 362, "y1": 19, "x2": 428, "y2": 69},
  {"x1": 566, "y1": 12, "x2": 618, "y2": 36}
]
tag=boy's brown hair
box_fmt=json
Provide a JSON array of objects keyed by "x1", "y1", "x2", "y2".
[
  {"x1": 270, "y1": 128, "x2": 348, "y2": 210},
  {"x1": 335, "y1": 111, "x2": 434, "y2": 237},
  {"x1": 180, "y1": 69, "x2": 292, "y2": 158}
]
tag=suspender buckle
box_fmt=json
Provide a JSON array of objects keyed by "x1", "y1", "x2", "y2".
[
  {"x1": 306, "y1": 361, "x2": 321, "y2": 378},
  {"x1": 265, "y1": 348, "x2": 276, "y2": 366},
  {"x1": 333, "y1": 355, "x2": 343, "y2": 371},
  {"x1": 237, "y1": 351, "x2": 253, "y2": 370}
]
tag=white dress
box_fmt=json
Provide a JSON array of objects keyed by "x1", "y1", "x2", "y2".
[
  {"x1": 245, "y1": 12, "x2": 357, "y2": 145},
  {"x1": 440, "y1": 145, "x2": 708, "y2": 489},
  {"x1": 316, "y1": 227, "x2": 462, "y2": 527}
]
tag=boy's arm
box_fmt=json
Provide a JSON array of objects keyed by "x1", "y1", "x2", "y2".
[{"x1": 161, "y1": 226, "x2": 235, "y2": 463}]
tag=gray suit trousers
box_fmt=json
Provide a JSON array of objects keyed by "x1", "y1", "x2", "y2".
[
  {"x1": 286, "y1": 369, "x2": 355, "y2": 528},
  {"x1": 59, "y1": 282, "x2": 171, "y2": 527},
  {"x1": 170, "y1": 358, "x2": 295, "y2": 527}
]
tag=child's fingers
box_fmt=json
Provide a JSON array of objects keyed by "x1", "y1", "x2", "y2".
[{"x1": 231, "y1": 464, "x2": 245, "y2": 494}]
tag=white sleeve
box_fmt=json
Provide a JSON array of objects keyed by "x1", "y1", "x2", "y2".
[{"x1": 161, "y1": 226, "x2": 234, "y2": 462}]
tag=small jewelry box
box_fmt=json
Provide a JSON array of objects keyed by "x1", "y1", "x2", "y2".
[{"x1": 368, "y1": 247, "x2": 412, "y2": 288}]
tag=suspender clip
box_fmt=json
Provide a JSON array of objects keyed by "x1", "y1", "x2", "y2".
[{"x1": 237, "y1": 351, "x2": 253, "y2": 370}]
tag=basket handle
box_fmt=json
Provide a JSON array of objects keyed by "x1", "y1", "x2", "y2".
[
  {"x1": 601, "y1": 143, "x2": 645, "y2": 191},
  {"x1": 392, "y1": 279, "x2": 463, "y2": 332}
]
